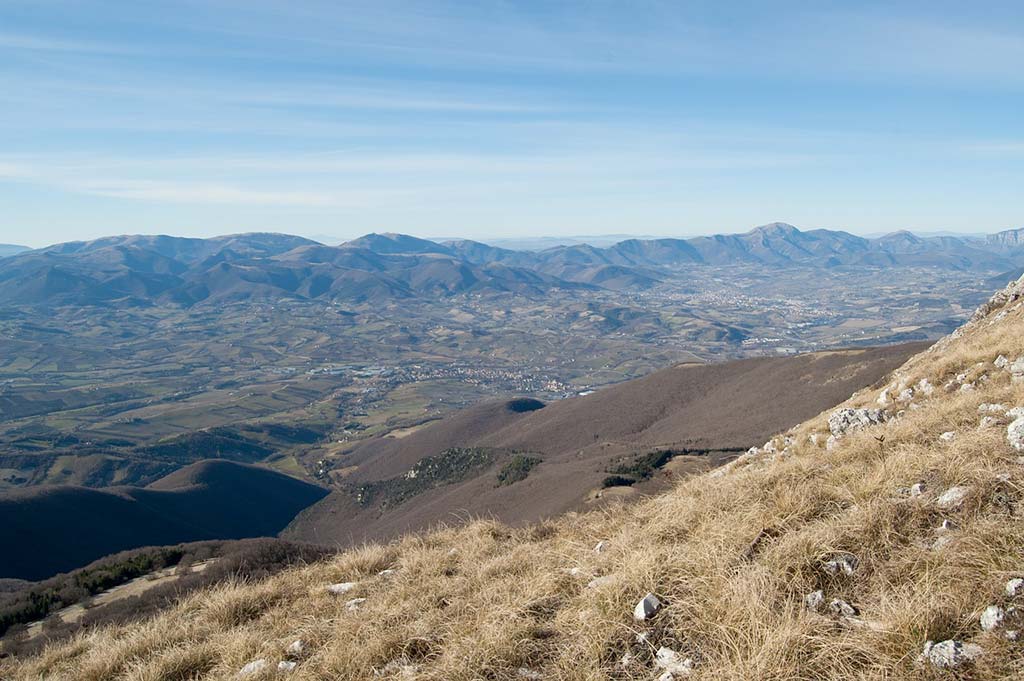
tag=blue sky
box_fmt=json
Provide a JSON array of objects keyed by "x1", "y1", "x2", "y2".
[{"x1": 0, "y1": 1, "x2": 1022, "y2": 247}]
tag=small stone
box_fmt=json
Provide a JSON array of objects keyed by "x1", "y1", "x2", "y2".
[
  {"x1": 593, "y1": 541, "x2": 606, "y2": 553},
  {"x1": 1008, "y1": 407, "x2": 1024, "y2": 419},
  {"x1": 917, "y1": 379, "x2": 935, "y2": 396},
  {"x1": 237, "y1": 659, "x2": 268, "y2": 678},
  {"x1": 1008, "y1": 416, "x2": 1024, "y2": 452},
  {"x1": 979, "y1": 403, "x2": 1007, "y2": 413},
  {"x1": 633, "y1": 592, "x2": 663, "y2": 621},
  {"x1": 286, "y1": 640, "x2": 305, "y2": 658},
  {"x1": 378, "y1": 569, "x2": 397, "y2": 577},
  {"x1": 981, "y1": 605, "x2": 1005, "y2": 631},
  {"x1": 829, "y1": 599, "x2": 858, "y2": 617},
  {"x1": 939, "y1": 431, "x2": 956, "y2": 442},
  {"x1": 910, "y1": 482, "x2": 927, "y2": 497},
  {"x1": 619, "y1": 652, "x2": 635, "y2": 669},
  {"x1": 932, "y1": 534, "x2": 955, "y2": 550},
  {"x1": 1006, "y1": 630, "x2": 1020, "y2": 641},
  {"x1": 586, "y1": 575, "x2": 616, "y2": 589},
  {"x1": 345, "y1": 597, "x2": 366, "y2": 611},
  {"x1": 654, "y1": 647, "x2": 694, "y2": 676},
  {"x1": 980, "y1": 416, "x2": 1000, "y2": 429},
  {"x1": 516, "y1": 668, "x2": 543, "y2": 680},
  {"x1": 995, "y1": 355, "x2": 1009, "y2": 368},
  {"x1": 278, "y1": 660, "x2": 297, "y2": 673},
  {"x1": 327, "y1": 582, "x2": 356, "y2": 595},
  {"x1": 804, "y1": 590, "x2": 825, "y2": 612},
  {"x1": 960, "y1": 383, "x2": 976, "y2": 393},
  {"x1": 822, "y1": 553, "x2": 858, "y2": 576},
  {"x1": 898, "y1": 388, "x2": 915, "y2": 402},
  {"x1": 937, "y1": 519, "x2": 957, "y2": 532},
  {"x1": 636, "y1": 631, "x2": 650, "y2": 645},
  {"x1": 921, "y1": 640, "x2": 983, "y2": 669},
  {"x1": 876, "y1": 390, "x2": 890, "y2": 406},
  {"x1": 1006, "y1": 578, "x2": 1024, "y2": 597},
  {"x1": 936, "y1": 486, "x2": 970, "y2": 509}
]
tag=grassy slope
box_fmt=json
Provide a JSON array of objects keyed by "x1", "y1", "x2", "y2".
[{"x1": 6, "y1": 278, "x2": 1024, "y2": 680}]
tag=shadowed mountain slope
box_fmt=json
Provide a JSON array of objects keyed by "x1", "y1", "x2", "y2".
[{"x1": 0, "y1": 460, "x2": 328, "y2": 580}]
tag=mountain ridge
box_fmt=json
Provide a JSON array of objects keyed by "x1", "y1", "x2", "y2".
[{"x1": 3, "y1": 224, "x2": 1022, "y2": 307}]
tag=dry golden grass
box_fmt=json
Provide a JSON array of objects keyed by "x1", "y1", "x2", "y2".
[{"x1": 5, "y1": 279, "x2": 1024, "y2": 680}]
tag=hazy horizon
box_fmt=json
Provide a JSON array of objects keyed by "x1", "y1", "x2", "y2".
[
  {"x1": 1, "y1": 221, "x2": 1017, "y2": 251},
  {"x1": 2, "y1": 1, "x2": 1022, "y2": 247}
]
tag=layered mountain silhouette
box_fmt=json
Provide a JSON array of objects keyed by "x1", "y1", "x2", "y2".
[
  {"x1": 0, "y1": 245, "x2": 29, "y2": 259},
  {"x1": 1, "y1": 223, "x2": 1022, "y2": 306}
]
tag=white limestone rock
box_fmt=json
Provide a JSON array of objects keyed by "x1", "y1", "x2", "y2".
[
  {"x1": 236, "y1": 659, "x2": 268, "y2": 678},
  {"x1": 829, "y1": 599, "x2": 858, "y2": 618},
  {"x1": 936, "y1": 486, "x2": 970, "y2": 509},
  {"x1": 910, "y1": 482, "x2": 927, "y2": 497},
  {"x1": 327, "y1": 582, "x2": 357, "y2": 595},
  {"x1": 920, "y1": 640, "x2": 983, "y2": 669},
  {"x1": 1006, "y1": 578, "x2": 1024, "y2": 598},
  {"x1": 378, "y1": 569, "x2": 397, "y2": 577},
  {"x1": 916, "y1": 378, "x2": 935, "y2": 396},
  {"x1": 822, "y1": 553, "x2": 858, "y2": 576},
  {"x1": 516, "y1": 668, "x2": 543, "y2": 680},
  {"x1": 1008, "y1": 416, "x2": 1024, "y2": 452},
  {"x1": 633, "y1": 592, "x2": 663, "y2": 621},
  {"x1": 587, "y1": 575, "x2": 616, "y2": 589},
  {"x1": 939, "y1": 431, "x2": 956, "y2": 442},
  {"x1": 345, "y1": 597, "x2": 366, "y2": 611},
  {"x1": 828, "y1": 408, "x2": 888, "y2": 439},
  {"x1": 981, "y1": 605, "x2": 1005, "y2": 631},
  {"x1": 593, "y1": 540, "x2": 606, "y2": 553},
  {"x1": 654, "y1": 647, "x2": 694, "y2": 677},
  {"x1": 278, "y1": 660, "x2": 297, "y2": 673},
  {"x1": 995, "y1": 355, "x2": 1009, "y2": 369},
  {"x1": 979, "y1": 403, "x2": 1007, "y2": 413},
  {"x1": 286, "y1": 640, "x2": 306, "y2": 658},
  {"x1": 804, "y1": 590, "x2": 825, "y2": 612}
]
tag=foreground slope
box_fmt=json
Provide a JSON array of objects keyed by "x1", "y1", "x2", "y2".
[
  {"x1": 0, "y1": 461, "x2": 328, "y2": 580},
  {"x1": 7, "y1": 277, "x2": 1024, "y2": 679},
  {"x1": 287, "y1": 343, "x2": 925, "y2": 547}
]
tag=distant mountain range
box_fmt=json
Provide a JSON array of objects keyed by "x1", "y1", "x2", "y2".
[{"x1": 1, "y1": 223, "x2": 1022, "y2": 307}]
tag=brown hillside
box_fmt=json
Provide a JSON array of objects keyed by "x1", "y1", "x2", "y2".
[{"x1": 286, "y1": 343, "x2": 925, "y2": 547}]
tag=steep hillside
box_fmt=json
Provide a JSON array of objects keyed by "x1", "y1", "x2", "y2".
[
  {"x1": 0, "y1": 461, "x2": 328, "y2": 580},
  {"x1": 8, "y1": 275, "x2": 1024, "y2": 679},
  {"x1": 285, "y1": 343, "x2": 925, "y2": 550}
]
